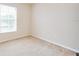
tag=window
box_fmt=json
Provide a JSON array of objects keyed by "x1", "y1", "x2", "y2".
[{"x1": 0, "y1": 4, "x2": 17, "y2": 33}]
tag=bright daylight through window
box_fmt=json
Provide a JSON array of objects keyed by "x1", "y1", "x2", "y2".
[{"x1": 0, "y1": 4, "x2": 17, "y2": 33}]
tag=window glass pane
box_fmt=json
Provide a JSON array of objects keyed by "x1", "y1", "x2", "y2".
[{"x1": 0, "y1": 4, "x2": 17, "y2": 33}]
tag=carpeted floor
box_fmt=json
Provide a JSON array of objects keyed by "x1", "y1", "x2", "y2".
[{"x1": 0, "y1": 36, "x2": 75, "y2": 56}]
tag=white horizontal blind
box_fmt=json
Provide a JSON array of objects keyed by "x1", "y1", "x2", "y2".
[{"x1": 0, "y1": 4, "x2": 17, "y2": 33}]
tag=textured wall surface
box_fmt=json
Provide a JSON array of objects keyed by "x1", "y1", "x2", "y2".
[{"x1": 32, "y1": 4, "x2": 79, "y2": 48}]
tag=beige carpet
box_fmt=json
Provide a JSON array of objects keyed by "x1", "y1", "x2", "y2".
[{"x1": 0, "y1": 36, "x2": 75, "y2": 56}]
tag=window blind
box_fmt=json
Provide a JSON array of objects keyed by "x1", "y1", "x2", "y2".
[{"x1": 0, "y1": 4, "x2": 17, "y2": 33}]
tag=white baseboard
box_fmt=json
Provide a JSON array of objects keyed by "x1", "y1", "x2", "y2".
[
  {"x1": 0, "y1": 34, "x2": 78, "y2": 53},
  {"x1": 32, "y1": 35, "x2": 79, "y2": 53},
  {"x1": 0, "y1": 34, "x2": 30, "y2": 43}
]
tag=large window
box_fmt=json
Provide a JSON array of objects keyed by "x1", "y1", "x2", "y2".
[{"x1": 0, "y1": 4, "x2": 17, "y2": 33}]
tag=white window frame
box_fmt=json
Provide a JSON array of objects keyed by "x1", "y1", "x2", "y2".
[{"x1": 0, "y1": 4, "x2": 17, "y2": 33}]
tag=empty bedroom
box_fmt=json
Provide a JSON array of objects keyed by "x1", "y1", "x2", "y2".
[{"x1": 0, "y1": 3, "x2": 79, "y2": 56}]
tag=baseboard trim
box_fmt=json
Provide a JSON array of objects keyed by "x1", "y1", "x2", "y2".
[
  {"x1": 31, "y1": 35, "x2": 79, "y2": 53},
  {"x1": 0, "y1": 34, "x2": 31, "y2": 44},
  {"x1": 0, "y1": 34, "x2": 78, "y2": 54}
]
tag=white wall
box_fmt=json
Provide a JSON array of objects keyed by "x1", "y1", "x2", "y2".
[
  {"x1": 0, "y1": 3, "x2": 79, "y2": 49},
  {"x1": 0, "y1": 3, "x2": 32, "y2": 42},
  {"x1": 32, "y1": 4, "x2": 79, "y2": 48}
]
